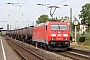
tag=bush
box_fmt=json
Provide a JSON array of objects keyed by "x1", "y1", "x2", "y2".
[
  {"x1": 76, "y1": 34, "x2": 81, "y2": 41},
  {"x1": 70, "y1": 36, "x2": 72, "y2": 41},
  {"x1": 84, "y1": 39, "x2": 90, "y2": 45},
  {"x1": 79, "y1": 36, "x2": 85, "y2": 42}
]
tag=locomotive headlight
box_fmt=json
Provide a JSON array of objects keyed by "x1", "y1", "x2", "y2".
[
  {"x1": 52, "y1": 38, "x2": 54, "y2": 40},
  {"x1": 63, "y1": 34, "x2": 68, "y2": 37},
  {"x1": 51, "y1": 38, "x2": 56, "y2": 40},
  {"x1": 51, "y1": 34, "x2": 56, "y2": 36}
]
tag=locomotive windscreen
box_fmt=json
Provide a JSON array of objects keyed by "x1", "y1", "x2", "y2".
[{"x1": 51, "y1": 24, "x2": 67, "y2": 30}]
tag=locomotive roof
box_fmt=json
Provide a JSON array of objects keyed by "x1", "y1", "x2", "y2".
[
  {"x1": 45, "y1": 21, "x2": 68, "y2": 25},
  {"x1": 34, "y1": 21, "x2": 68, "y2": 27},
  {"x1": 35, "y1": 23, "x2": 45, "y2": 27}
]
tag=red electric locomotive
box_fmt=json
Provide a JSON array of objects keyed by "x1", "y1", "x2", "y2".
[{"x1": 33, "y1": 21, "x2": 70, "y2": 50}]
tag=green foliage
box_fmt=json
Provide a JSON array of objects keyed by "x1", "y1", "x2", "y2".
[
  {"x1": 70, "y1": 36, "x2": 72, "y2": 41},
  {"x1": 83, "y1": 33, "x2": 90, "y2": 45},
  {"x1": 53, "y1": 17, "x2": 61, "y2": 22},
  {"x1": 0, "y1": 32, "x2": 2, "y2": 36},
  {"x1": 76, "y1": 31, "x2": 90, "y2": 45},
  {"x1": 36, "y1": 14, "x2": 61, "y2": 24},
  {"x1": 84, "y1": 39, "x2": 90, "y2": 45},
  {"x1": 36, "y1": 14, "x2": 49, "y2": 24},
  {"x1": 79, "y1": 3, "x2": 90, "y2": 25},
  {"x1": 76, "y1": 34, "x2": 81, "y2": 41},
  {"x1": 79, "y1": 36, "x2": 85, "y2": 42},
  {"x1": 78, "y1": 32, "x2": 90, "y2": 45}
]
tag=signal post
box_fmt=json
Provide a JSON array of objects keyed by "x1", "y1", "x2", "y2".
[{"x1": 73, "y1": 20, "x2": 78, "y2": 42}]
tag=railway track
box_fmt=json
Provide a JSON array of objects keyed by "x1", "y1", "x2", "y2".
[
  {"x1": 5, "y1": 37, "x2": 90, "y2": 60},
  {"x1": 5, "y1": 37, "x2": 72, "y2": 60},
  {"x1": 54, "y1": 50, "x2": 90, "y2": 60},
  {"x1": 71, "y1": 48, "x2": 90, "y2": 56},
  {"x1": 51, "y1": 47, "x2": 90, "y2": 60},
  {"x1": 6, "y1": 38, "x2": 45, "y2": 60}
]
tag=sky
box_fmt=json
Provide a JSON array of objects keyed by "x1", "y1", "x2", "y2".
[{"x1": 0, "y1": 0, "x2": 90, "y2": 30}]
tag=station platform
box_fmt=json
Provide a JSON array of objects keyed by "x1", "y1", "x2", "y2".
[{"x1": 0, "y1": 37, "x2": 20, "y2": 60}]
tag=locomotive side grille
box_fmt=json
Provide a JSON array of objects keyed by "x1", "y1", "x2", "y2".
[{"x1": 51, "y1": 41, "x2": 69, "y2": 48}]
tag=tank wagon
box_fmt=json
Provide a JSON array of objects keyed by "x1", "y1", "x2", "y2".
[
  {"x1": 6, "y1": 21, "x2": 70, "y2": 50},
  {"x1": 6, "y1": 27, "x2": 33, "y2": 42},
  {"x1": 22, "y1": 27, "x2": 33, "y2": 42}
]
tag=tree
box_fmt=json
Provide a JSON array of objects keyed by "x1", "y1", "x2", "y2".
[
  {"x1": 36, "y1": 14, "x2": 49, "y2": 24},
  {"x1": 79, "y1": 3, "x2": 90, "y2": 25},
  {"x1": 54, "y1": 17, "x2": 61, "y2": 22}
]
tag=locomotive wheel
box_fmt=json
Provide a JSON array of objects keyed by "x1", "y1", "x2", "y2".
[
  {"x1": 37, "y1": 42, "x2": 40, "y2": 48},
  {"x1": 44, "y1": 44, "x2": 52, "y2": 51},
  {"x1": 44, "y1": 44, "x2": 48, "y2": 50},
  {"x1": 47, "y1": 45, "x2": 52, "y2": 51}
]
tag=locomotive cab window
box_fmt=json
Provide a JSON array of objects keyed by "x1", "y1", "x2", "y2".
[{"x1": 51, "y1": 24, "x2": 67, "y2": 30}]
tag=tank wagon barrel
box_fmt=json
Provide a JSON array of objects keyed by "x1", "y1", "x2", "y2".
[{"x1": 6, "y1": 26, "x2": 33, "y2": 42}]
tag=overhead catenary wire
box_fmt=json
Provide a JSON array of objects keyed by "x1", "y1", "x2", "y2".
[
  {"x1": 11, "y1": 0, "x2": 27, "y2": 19},
  {"x1": 55, "y1": 0, "x2": 66, "y2": 5},
  {"x1": 44, "y1": 0, "x2": 47, "y2": 3},
  {"x1": 29, "y1": 8, "x2": 49, "y2": 19},
  {"x1": 5, "y1": 0, "x2": 66, "y2": 25},
  {"x1": 7, "y1": 0, "x2": 65, "y2": 20}
]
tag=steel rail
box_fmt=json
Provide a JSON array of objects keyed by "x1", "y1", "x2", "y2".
[
  {"x1": 6, "y1": 39, "x2": 46, "y2": 60},
  {"x1": 53, "y1": 50, "x2": 90, "y2": 60}
]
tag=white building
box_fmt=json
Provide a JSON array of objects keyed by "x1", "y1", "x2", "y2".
[{"x1": 80, "y1": 25, "x2": 86, "y2": 34}]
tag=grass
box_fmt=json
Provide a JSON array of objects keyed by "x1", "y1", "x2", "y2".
[
  {"x1": 71, "y1": 42, "x2": 90, "y2": 50},
  {"x1": 77, "y1": 44, "x2": 90, "y2": 50},
  {"x1": 78, "y1": 32, "x2": 90, "y2": 50},
  {"x1": 71, "y1": 30, "x2": 90, "y2": 50},
  {"x1": 83, "y1": 38, "x2": 90, "y2": 45},
  {"x1": 0, "y1": 32, "x2": 2, "y2": 36}
]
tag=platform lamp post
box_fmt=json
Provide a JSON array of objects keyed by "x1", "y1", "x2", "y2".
[
  {"x1": 6, "y1": 2, "x2": 19, "y2": 5},
  {"x1": 63, "y1": 4, "x2": 72, "y2": 30},
  {"x1": 37, "y1": 4, "x2": 50, "y2": 6},
  {"x1": 6, "y1": 2, "x2": 21, "y2": 7},
  {"x1": 0, "y1": 27, "x2": 3, "y2": 32},
  {"x1": 1, "y1": 21, "x2": 10, "y2": 30},
  {"x1": 0, "y1": 27, "x2": 3, "y2": 29},
  {"x1": 1, "y1": 21, "x2": 7, "y2": 30},
  {"x1": 63, "y1": 4, "x2": 73, "y2": 39},
  {"x1": 25, "y1": 21, "x2": 29, "y2": 27},
  {"x1": 10, "y1": 25, "x2": 11, "y2": 30},
  {"x1": 15, "y1": 21, "x2": 17, "y2": 29}
]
